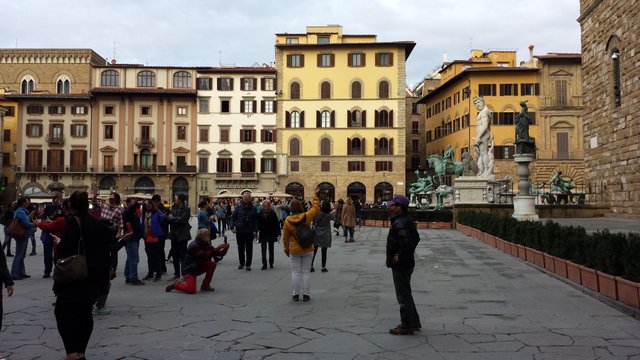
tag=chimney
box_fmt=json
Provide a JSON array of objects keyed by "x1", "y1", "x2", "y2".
[
  {"x1": 528, "y1": 45, "x2": 534, "y2": 61},
  {"x1": 111, "y1": 58, "x2": 117, "y2": 65},
  {"x1": 443, "y1": 52, "x2": 448, "y2": 63}
]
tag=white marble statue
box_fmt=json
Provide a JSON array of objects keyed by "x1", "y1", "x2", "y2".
[{"x1": 473, "y1": 96, "x2": 494, "y2": 178}]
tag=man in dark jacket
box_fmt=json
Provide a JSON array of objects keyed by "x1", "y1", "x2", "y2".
[
  {"x1": 122, "y1": 198, "x2": 144, "y2": 285},
  {"x1": 167, "y1": 193, "x2": 191, "y2": 280},
  {"x1": 41, "y1": 193, "x2": 64, "y2": 278},
  {"x1": 166, "y1": 228, "x2": 229, "y2": 294},
  {"x1": 230, "y1": 192, "x2": 258, "y2": 271},
  {"x1": 385, "y1": 195, "x2": 421, "y2": 335}
]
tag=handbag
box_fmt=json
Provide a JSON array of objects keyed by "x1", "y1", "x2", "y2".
[
  {"x1": 6, "y1": 218, "x2": 25, "y2": 238},
  {"x1": 292, "y1": 214, "x2": 315, "y2": 248},
  {"x1": 53, "y1": 216, "x2": 88, "y2": 283}
]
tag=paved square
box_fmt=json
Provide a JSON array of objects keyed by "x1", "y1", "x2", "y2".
[{"x1": 2, "y1": 223, "x2": 640, "y2": 359}]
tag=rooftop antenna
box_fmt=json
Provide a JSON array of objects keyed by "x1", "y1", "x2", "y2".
[
  {"x1": 113, "y1": 41, "x2": 116, "y2": 60},
  {"x1": 218, "y1": 50, "x2": 222, "y2": 66},
  {"x1": 15, "y1": 39, "x2": 18, "y2": 48}
]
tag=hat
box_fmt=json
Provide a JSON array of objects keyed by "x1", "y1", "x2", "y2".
[{"x1": 386, "y1": 195, "x2": 409, "y2": 208}]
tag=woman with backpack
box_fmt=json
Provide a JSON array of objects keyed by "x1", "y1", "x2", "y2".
[
  {"x1": 282, "y1": 188, "x2": 319, "y2": 302},
  {"x1": 310, "y1": 200, "x2": 332, "y2": 273}
]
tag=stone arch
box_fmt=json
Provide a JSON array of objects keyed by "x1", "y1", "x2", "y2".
[
  {"x1": 501, "y1": 104, "x2": 518, "y2": 112},
  {"x1": 98, "y1": 175, "x2": 117, "y2": 190},
  {"x1": 317, "y1": 182, "x2": 335, "y2": 202},
  {"x1": 606, "y1": 34, "x2": 621, "y2": 53},
  {"x1": 134, "y1": 176, "x2": 155, "y2": 194},
  {"x1": 172, "y1": 176, "x2": 189, "y2": 203},
  {"x1": 21, "y1": 183, "x2": 45, "y2": 195},
  {"x1": 374, "y1": 182, "x2": 394, "y2": 203},
  {"x1": 285, "y1": 182, "x2": 305, "y2": 199}
]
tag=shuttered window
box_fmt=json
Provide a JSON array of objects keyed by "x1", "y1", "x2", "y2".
[{"x1": 556, "y1": 132, "x2": 569, "y2": 160}]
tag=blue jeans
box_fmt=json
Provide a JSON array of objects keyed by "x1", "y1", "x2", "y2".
[
  {"x1": 2, "y1": 227, "x2": 11, "y2": 253},
  {"x1": 11, "y1": 236, "x2": 28, "y2": 278},
  {"x1": 42, "y1": 232, "x2": 54, "y2": 275},
  {"x1": 124, "y1": 239, "x2": 141, "y2": 281}
]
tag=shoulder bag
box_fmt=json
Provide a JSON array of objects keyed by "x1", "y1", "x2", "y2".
[
  {"x1": 293, "y1": 214, "x2": 315, "y2": 248},
  {"x1": 6, "y1": 218, "x2": 25, "y2": 238},
  {"x1": 53, "y1": 216, "x2": 88, "y2": 283}
]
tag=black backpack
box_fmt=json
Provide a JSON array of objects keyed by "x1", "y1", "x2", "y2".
[{"x1": 293, "y1": 214, "x2": 314, "y2": 248}]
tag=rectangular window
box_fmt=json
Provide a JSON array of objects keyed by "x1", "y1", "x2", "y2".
[
  {"x1": 4, "y1": 106, "x2": 15, "y2": 117},
  {"x1": 445, "y1": 97, "x2": 451, "y2": 109},
  {"x1": 411, "y1": 122, "x2": 419, "y2": 134},
  {"x1": 375, "y1": 161, "x2": 393, "y2": 172},
  {"x1": 48, "y1": 105, "x2": 65, "y2": 115},
  {"x1": 25, "y1": 149, "x2": 43, "y2": 171},
  {"x1": 217, "y1": 78, "x2": 233, "y2": 91},
  {"x1": 176, "y1": 125, "x2": 187, "y2": 141},
  {"x1": 493, "y1": 146, "x2": 515, "y2": 160},
  {"x1": 478, "y1": 84, "x2": 496, "y2": 96},
  {"x1": 261, "y1": 129, "x2": 274, "y2": 143},
  {"x1": 317, "y1": 36, "x2": 330, "y2": 44},
  {"x1": 453, "y1": 92, "x2": 460, "y2": 105},
  {"x1": 241, "y1": 77, "x2": 256, "y2": 91},
  {"x1": 556, "y1": 80, "x2": 568, "y2": 107},
  {"x1": 375, "y1": 52, "x2": 393, "y2": 66},
  {"x1": 3, "y1": 153, "x2": 11, "y2": 167},
  {"x1": 198, "y1": 98, "x2": 210, "y2": 113},
  {"x1": 26, "y1": 105, "x2": 44, "y2": 115},
  {"x1": 411, "y1": 139, "x2": 420, "y2": 153},
  {"x1": 349, "y1": 53, "x2": 365, "y2": 67},
  {"x1": 199, "y1": 157, "x2": 208, "y2": 173},
  {"x1": 426, "y1": 131, "x2": 432, "y2": 142},
  {"x1": 262, "y1": 100, "x2": 275, "y2": 113},
  {"x1": 240, "y1": 158, "x2": 255, "y2": 173},
  {"x1": 521, "y1": 83, "x2": 539, "y2": 96},
  {"x1": 220, "y1": 128, "x2": 230, "y2": 143},
  {"x1": 557, "y1": 132, "x2": 569, "y2": 160},
  {"x1": 3, "y1": 130, "x2": 10, "y2": 142},
  {"x1": 141, "y1": 106, "x2": 151, "y2": 116},
  {"x1": 262, "y1": 78, "x2": 275, "y2": 91},
  {"x1": 216, "y1": 158, "x2": 232, "y2": 173},
  {"x1": 104, "y1": 124, "x2": 114, "y2": 139},
  {"x1": 47, "y1": 149, "x2": 64, "y2": 172},
  {"x1": 499, "y1": 83, "x2": 518, "y2": 96},
  {"x1": 103, "y1": 155, "x2": 114, "y2": 172},
  {"x1": 290, "y1": 160, "x2": 299, "y2": 172},
  {"x1": 177, "y1": 106, "x2": 187, "y2": 116},
  {"x1": 462, "y1": 86, "x2": 470, "y2": 100},
  {"x1": 71, "y1": 106, "x2": 87, "y2": 115},
  {"x1": 261, "y1": 158, "x2": 276, "y2": 173},
  {"x1": 70, "y1": 150, "x2": 87, "y2": 172},
  {"x1": 287, "y1": 54, "x2": 304, "y2": 68},
  {"x1": 321, "y1": 161, "x2": 330, "y2": 172},
  {"x1": 286, "y1": 37, "x2": 299, "y2": 44},
  {"x1": 220, "y1": 100, "x2": 230, "y2": 113},
  {"x1": 71, "y1": 124, "x2": 87, "y2": 137},
  {"x1": 140, "y1": 125, "x2": 151, "y2": 143},
  {"x1": 348, "y1": 161, "x2": 366, "y2": 172},
  {"x1": 318, "y1": 53, "x2": 334, "y2": 67},
  {"x1": 196, "y1": 77, "x2": 212, "y2": 90},
  {"x1": 241, "y1": 100, "x2": 255, "y2": 113},
  {"x1": 241, "y1": 129, "x2": 254, "y2": 142},
  {"x1": 104, "y1": 106, "x2": 114, "y2": 115},
  {"x1": 199, "y1": 128, "x2": 209, "y2": 142},
  {"x1": 426, "y1": 108, "x2": 432, "y2": 118}
]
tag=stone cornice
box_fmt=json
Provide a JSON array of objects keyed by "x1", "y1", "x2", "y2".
[{"x1": 577, "y1": 0, "x2": 604, "y2": 23}]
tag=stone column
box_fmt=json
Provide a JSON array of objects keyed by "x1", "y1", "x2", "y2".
[{"x1": 512, "y1": 154, "x2": 539, "y2": 221}]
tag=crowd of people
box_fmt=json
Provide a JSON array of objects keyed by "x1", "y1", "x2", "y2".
[{"x1": 0, "y1": 189, "x2": 422, "y2": 358}]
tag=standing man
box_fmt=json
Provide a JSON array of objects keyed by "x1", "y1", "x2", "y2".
[
  {"x1": 122, "y1": 197, "x2": 144, "y2": 285},
  {"x1": 40, "y1": 192, "x2": 64, "y2": 278},
  {"x1": 230, "y1": 192, "x2": 258, "y2": 271},
  {"x1": 385, "y1": 195, "x2": 421, "y2": 335},
  {"x1": 92, "y1": 192, "x2": 124, "y2": 315},
  {"x1": 167, "y1": 193, "x2": 191, "y2": 280}
]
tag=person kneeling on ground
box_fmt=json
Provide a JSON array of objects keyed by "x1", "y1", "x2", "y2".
[{"x1": 166, "y1": 228, "x2": 229, "y2": 294}]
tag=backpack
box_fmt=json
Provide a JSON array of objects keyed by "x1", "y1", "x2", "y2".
[{"x1": 293, "y1": 214, "x2": 314, "y2": 248}]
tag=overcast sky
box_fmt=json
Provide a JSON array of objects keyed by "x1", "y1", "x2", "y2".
[{"x1": 4, "y1": 0, "x2": 581, "y2": 87}]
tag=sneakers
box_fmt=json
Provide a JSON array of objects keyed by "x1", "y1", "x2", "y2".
[
  {"x1": 200, "y1": 285, "x2": 215, "y2": 292},
  {"x1": 165, "y1": 284, "x2": 176, "y2": 292},
  {"x1": 93, "y1": 307, "x2": 111, "y2": 315},
  {"x1": 128, "y1": 279, "x2": 145, "y2": 286},
  {"x1": 303, "y1": 295, "x2": 311, "y2": 302},
  {"x1": 238, "y1": 264, "x2": 244, "y2": 270},
  {"x1": 292, "y1": 294, "x2": 300, "y2": 302},
  {"x1": 321, "y1": 268, "x2": 328, "y2": 273},
  {"x1": 389, "y1": 324, "x2": 414, "y2": 335},
  {"x1": 246, "y1": 266, "x2": 251, "y2": 271}
]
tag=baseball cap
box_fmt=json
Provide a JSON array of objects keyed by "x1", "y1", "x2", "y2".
[{"x1": 386, "y1": 195, "x2": 409, "y2": 208}]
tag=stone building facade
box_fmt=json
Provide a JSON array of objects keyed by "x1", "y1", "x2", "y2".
[{"x1": 579, "y1": 0, "x2": 640, "y2": 216}]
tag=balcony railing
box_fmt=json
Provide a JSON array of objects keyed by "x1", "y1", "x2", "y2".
[
  {"x1": 214, "y1": 172, "x2": 258, "y2": 180},
  {"x1": 134, "y1": 137, "x2": 156, "y2": 148},
  {"x1": 45, "y1": 134, "x2": 65, "y2": 145},
  {"x1": 539, "y1": 95, "x2": 584, "y2": 109},
  {"x1": 17, "y1": 164, "x2": 197, "y2": 174}
]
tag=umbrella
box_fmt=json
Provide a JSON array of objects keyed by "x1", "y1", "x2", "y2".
[
  {"x1": 126, "y1": 193, "x2": 153, "y2": 200},
  {"x1": 213, "y1": 192, "x2": 241, "y2": 199},
  {"x1": 248, "y1": 192, "x2": 270, "y2": 198},
  {"x1": 270, "y1": 192, "x2": 293, "y2": 198}
]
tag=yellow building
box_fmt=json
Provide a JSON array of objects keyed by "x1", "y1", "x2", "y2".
[
  {"x1": 417, "y1": 49, "x2": 584, "y2": 188},
  {"x1": 0, "y1": 90, "x2": 18, "y2": 200},
  {"x1": 274, "y1": 25, "x2": 415, "y2": 203}
]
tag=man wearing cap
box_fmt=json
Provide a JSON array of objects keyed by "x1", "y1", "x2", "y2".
[{"x1": 385, "y1": 195, "x2": 421, "y2": 335}]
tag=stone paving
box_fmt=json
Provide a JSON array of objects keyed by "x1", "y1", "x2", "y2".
[{"x1": 2, "y1": 220, "x2": 640, "y2": 359}]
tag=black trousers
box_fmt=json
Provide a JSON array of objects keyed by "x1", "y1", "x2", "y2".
[
  {"x1": 55, "y1": 297, "x2": 94, "y2": 355},
  {"x1": 260, "y1": 241, "x2": 275, "y2": 267},
  {"x1": 144, "y1": 241, "x2": 163, "y2": 277},
  {"x1": 392, "y1": 267, "x2": 420, "y2": 326},
  {"x1": 236, "y1": 232, "x2": 254, "y2": 267},
  {"x1": 171, "y1": 240, "x2": 188, "y2": 277},
  {"x1": 312, "y1": 246, "x2": 328, "y2": 268}
]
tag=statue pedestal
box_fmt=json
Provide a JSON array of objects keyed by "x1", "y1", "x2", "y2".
[
  {"x1": 512, "y1": 154, "x2": 539, "y2": 221},
  {"x1": 454, "y1": 176, "x2": 488, "y2": 204}
]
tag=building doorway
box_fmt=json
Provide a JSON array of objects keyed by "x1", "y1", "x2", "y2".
[{"x1": 374, "y1": 182, "x2": 394, "y2": 205}]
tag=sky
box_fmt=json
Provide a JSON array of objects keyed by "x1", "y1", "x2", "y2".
[{"x1": 4, "y1": 0, "x2": 581, "y2": 87}]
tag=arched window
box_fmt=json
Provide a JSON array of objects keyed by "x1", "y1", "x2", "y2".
[
  {"x1": 320, "y1": 138, "x2": 331, "y2": 155},
  {"x1": 376, "y1": 110, "x2": 391, "y2": 127},
  {"x1": 137, "y1": 71, "x2": 156, "y2": 87},
  {"x1": 320, "y1": 81, "x2": 331, "y2": 99},
  {"x1": 377, "y1": 138, "x2": 389, "y2": 155},
  {"x1": 101, "y1": 70, "x2": 119, "y2": 86},
  {"x1": 290, "y1": 82, "x2": 301, "y2": 99},
  {"x1": 173, "y1": 71, "x2": 191, "y2": 88},
  {"x1": 378, "y1": 80, "x2": 390, "y2": 99},
  {"x1": 350, "y1": 138, "x2": 362, "y2": 155},
  {"x1": 289, "y1": 138, "x2": 300, "y2": 156},
  {"x1": 290, "y1": 111, "x2": 301, "y2": 128},
  {"x1": 350, "y1": 110, "x2": 362, "y2": 127},
  {"x1": 321, "y1": 110, "x2": 331, "y2": 128},
  {"x1": 56, "y1": 77, "x2": 70, "y2": 94},
  {"x1": 351, "y1": 81, "x2": 362, "y2": 99},
  {"x1": 21, "y1": 76, "x2": 35, "y2": 94}
]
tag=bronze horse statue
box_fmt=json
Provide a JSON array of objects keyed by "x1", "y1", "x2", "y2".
[{"x1": 427, "y1": 154, "x2": 464, "y2": 185}]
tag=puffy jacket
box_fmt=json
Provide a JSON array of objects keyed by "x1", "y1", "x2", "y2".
[
  {"x1": 169, "y1": 205, "x2": 191, "y2": 242},
  {"x1": 385, "y1": 213, "x2": 420, "y2": 269},
  {"x1": 283, "y1": 196, "x2": 319, "y2": 256},
  {"x1": 230, "y1": 202, "x2": 258, "y2": 234}
]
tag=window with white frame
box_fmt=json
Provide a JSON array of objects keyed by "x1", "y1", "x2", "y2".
[
  {"x1": 177, "y1": 106, "x2": 187, "y2": 116},
  {"x1": 321, "y1": 111, "x2": 331, "y2": 128}
]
